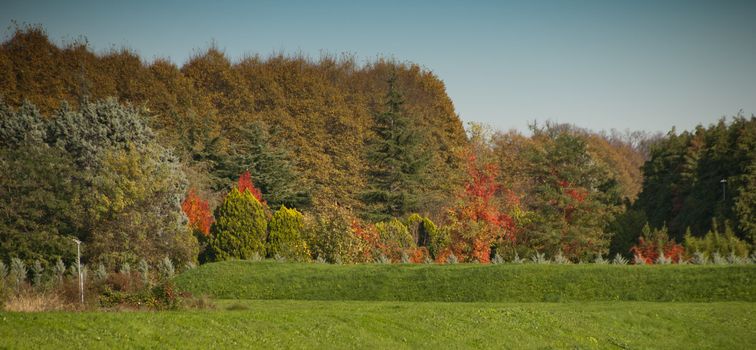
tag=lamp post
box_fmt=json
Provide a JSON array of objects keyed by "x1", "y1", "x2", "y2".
[
  {"x1": 70, "y1": 238, "x2": 83, "y2": 304},
  {"x1": 720, "y1": 179, "x2": 727, "y2": 202}
]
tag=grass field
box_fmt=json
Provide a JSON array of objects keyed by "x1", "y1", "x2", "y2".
[
  {"x1": 174, "y1": 261, "x2": 755, "y2": 302},
  {"x1": 2, "y1": 262, "x2": 755, "y2": 349}
]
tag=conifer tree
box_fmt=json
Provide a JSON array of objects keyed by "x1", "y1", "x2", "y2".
[
  {"x1": 361, "y1": 73, "x2": 428, "y2": 221},
  {"x1": 205, "y1": 188, "x2": 268, "y2": 261},
  {"x1": 267, "y1": 206, "x2": 310, "y2": 262}
]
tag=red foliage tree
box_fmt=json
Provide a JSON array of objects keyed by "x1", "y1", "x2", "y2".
[
  {"x1": 237, "y1": 170, "x2": 264, "y2": 203},
  {"x1": 558, "y1": 180, "x2": 587, "y2": 222},
  {"x1": 352, "y1": 220, "x2": 384, "y2": 261},
  {"x1": 630, "y1": 225, "x2": 686, "y2": 263},
  {"x1": 445, "y1": 152, "x2": 518, "y2": 263},
  {"x1": 181, "y1": 189, "x2": 213, "y2": 236}
]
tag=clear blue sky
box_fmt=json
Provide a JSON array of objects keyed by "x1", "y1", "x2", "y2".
[{"x1": 2, "y1": 0, "x2": 755, "y2": 134}]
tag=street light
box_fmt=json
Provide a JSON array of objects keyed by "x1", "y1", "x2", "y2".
[
  {"x1": 70, "y1": 237, "x2": 83, "y2": 304},
  {"x1": 720, "y1": 179, "x2": 727, "y2": 201}
]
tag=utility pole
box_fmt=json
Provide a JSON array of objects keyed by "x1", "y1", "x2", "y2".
[
  {"x1": 71, "y1": 238, "x2": 83, "y2": 304},
  {"x1": 720, "y1": 179, "x2": 727, "y2": 201}
]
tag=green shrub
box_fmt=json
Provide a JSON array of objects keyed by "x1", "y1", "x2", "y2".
[
  {"x1": 10, "y1": 258, "x2": 26, "y2": 289},
  {"x1": 137, "y1": 259, "x2": 150, "y2": 286},
  {"x1": 31, "y1": 260, "x2": 44, "y2": 287},
  {"x1": 99, "y1": 281, "x2": 181, "y2": 310},
  {"x1": 94, "y1": 263, "x2": 107, "y2": 282},
  {"x1": 304, "y1": 204, "x2": 363, "y2": 264},
  {"x1": 375, "y1": 219, "x2": 415, "y2": 262},
  {"x1": 267, "y1": 206, "x2": 310, "y2": 262},
  {"x1": 158, "y1": 257, "x2": 175, "y2": 281},
  {"x1": 684, "y1": 222, "x2": 750, "y2": 259},
  {"x1": 53, "y1": 258, "x2": 66, "y2": 284},
  {"x1": 206, "y1": 188, "x2": 268, "y2": 262},
  {"x1": 421, "y1": 217, "x2": 447, "y2": 259},
  {"x1": 612, "y1": 253, "x2": 628, "y2": 265}
]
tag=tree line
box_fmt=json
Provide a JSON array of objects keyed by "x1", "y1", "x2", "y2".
[{"x1": 0, "y1": 25, "x2": 753, "y2": 268}]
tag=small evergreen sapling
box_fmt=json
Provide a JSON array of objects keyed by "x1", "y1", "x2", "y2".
[
  {"x1": 10, "y1": 258, "x2": 26, "y2": 289},
  {"x1": 727, "y1": 251, "x2": 747, "y2": 265},
  {"x1": 0, "y1": 261, "x2": 7, "y2": 288},
  {"x1": 120, "y1": 262, "x2": 131, "y2": 275},
  {"x1": 94, "y1": 263, "x2": 107, "y2": 282},
  {"x1": 138, "y1": 259, "x2": 150, "y2": 286},
  {"x1": 656, "y1": 253, "x2": 672, "y2": 265},
  {"x1": 712, "y1": 252, "x2": 727, "y2": 265},
  {"x1": 53, "y1": 258, "x2": 66, "y2": 284},
  {"x1": 511, "y1": 253, "x2": 525, "y2": 264},
  {"x1": 446, "y1": 253, "x2": 458, "y2": 264},
  {"x1": 691, "y1": 251, "x2": 708, "y2": 265},
  {"x1": 612, "y1": 253, "x2": 628, "y2": 265},
  {"x1": 158, "y1": 257, "x2": 175, "y2": 281},
  {"x1": 531, "y1": 252, "x2": 549, "y2": 264},
  {"x1": 31, "y1": 260, "x2": 44, "y2": 286},
  {"x1": 553, "y1": 251, "x2": 570, "y2": 264},
  {"x1": 400, "y1": 251, "x2": 410, "y2": 264},
  {"x1": 375, "y1": 254, "x2": 391, "y2": 264}
]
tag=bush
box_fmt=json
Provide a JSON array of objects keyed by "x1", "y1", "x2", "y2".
[
  {"x1": 630, "y1": 224, "x2": 685, "y2": 264},
  {"x1": 53, "y1": 258, "x2": 66, "y2": 284},
  {"x1": 684, "y1": 222, "x2": 750, "y2": 259},
  {"x1": 304, "y1": 204, "x2": 364, "y2": 264},
  {"x1": 206, "y1": 188, "x2": 268, "y2": 261},
  {"x1": 375, "y1": 219, "x2": 415, "y2": 262},
  {"x1": 94, "y1": 263, "x2": 108, "y2": 282},
  {"x1": 267, "y1": 206, "x2": 310, "y2": 262},
  {"x1": 531, "y1": 252, "x2": 549, "y2": 264},
  {"x1": 10, "y1": 258, "x2": 27, "y2": 290},
  {"x1": 612, "y1": 253, "x2": 628, "y2": 265},
  {"x1": 99, "y1": 281, "x2": 182, "y2": 310},
  {"x1": 137, "y1": 259, "x2": 150, "y2": 286},
  {"x1": 157, "y1": 257, "x2": 175, "y2": 281},
  {"x1": 31, "y1": 260, "x2": 44, "y2": 287}
]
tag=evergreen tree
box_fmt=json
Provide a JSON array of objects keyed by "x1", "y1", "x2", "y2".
[
  {"x1": 361, "y1": 73, "x2": 428, "y2": 221},
  {"x1": 213, "y1": 122, "x2": 311, "y2": 209},
  {"x1": 635, "y1": 115, "x2": 755, "y2": 242},
  {"x1": 267, "y1": 206, "x2": 310, "y2": 262},
  {"x1": 206, "y1": 188, "x2": 268, "y2": 261},
  {"x1": 518, "y1": 127, "x2": 623, "y2": 260}
]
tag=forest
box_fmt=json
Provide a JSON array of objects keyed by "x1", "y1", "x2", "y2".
[{"x1": 0, "y1": 26, "x2": 754, "y2": 270}]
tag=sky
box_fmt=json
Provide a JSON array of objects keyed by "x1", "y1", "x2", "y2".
[{"x1": 2, "y1": 0, "x2": 755, "y2": 134}]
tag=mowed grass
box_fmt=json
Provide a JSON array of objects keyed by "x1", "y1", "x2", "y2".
[
  {"x1": 174, "y1": 261, "x2": 755, "y2": 302},
  {"x1": 1, "y1": 301, "x2": 754, "y2": 349},
  {"x1": 2, "y1": 262, "x2": 755, "y2": 349}
]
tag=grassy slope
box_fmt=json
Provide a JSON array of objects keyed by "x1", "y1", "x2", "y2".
[
  {"x1": 1, "y1": 301, "x2": 754, "y2": 349},
  {"x1": 174, "y1": 261, "x2": 755, "y2": 302}
]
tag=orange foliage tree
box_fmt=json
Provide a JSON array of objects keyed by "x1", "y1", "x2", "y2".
[
  {"x1": 181, "y1": 189, "x2": 213, "y2": 236},
  {"x1": 237, "y1": 170, "x2": 264, "y2": 203},
  {"x1": 630, "y1": 224, "x2": 686, "y2": 263},
  {"x1": 443, "y1": 152, "x2": 518, "y2": 263}
]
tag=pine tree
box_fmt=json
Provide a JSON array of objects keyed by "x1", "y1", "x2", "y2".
[
  {"x1": 361, "y1": 73, "x2": 428, "y2": 221},
  {"x1": 212, "y1": 122, "x2": 311, "y2": 209},
  {"x1": 206, "y1": 188, "x2": 268, "y2": 261}
]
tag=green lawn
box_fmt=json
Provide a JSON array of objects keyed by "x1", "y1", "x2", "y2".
[
  {"x1": 174, "y1": 261, "x2": 755, "y2": 302},
  {"x1": 1, "y1": 301, "x2": 754, "y2": 349},
  {"x1": 2, "y1": 262, "x2": 755, "y2": 349}
]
